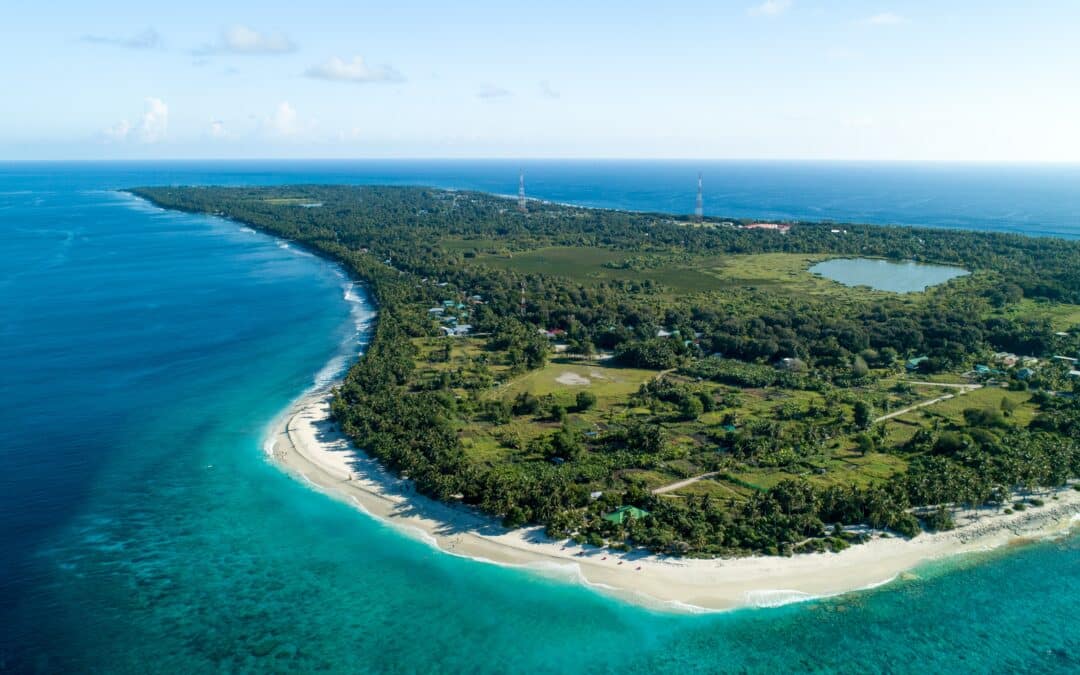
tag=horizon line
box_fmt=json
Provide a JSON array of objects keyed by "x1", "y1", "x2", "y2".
[{"x1": 3, "y1": 157, "x2": 1080, "y2": 165}]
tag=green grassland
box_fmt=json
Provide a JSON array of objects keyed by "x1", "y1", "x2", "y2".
[
  {"x1": 990, "y1": 298, "x2": 1080, "y2": 332},
  {"x1": 891, "y1": 386, "x2": 1035, "y2": 428},
  {"x1": 468, "y1": 244, "x2": 964, "y2": 304},
  {"x1": 700, "y1": 252, "x2": 838, "y2": 295},
  {"x1": 498, "y1": 360, "x2": 658, "y2": 400},
  {"x1": 410, "y1": 337, "x2": 1037, "y2": 507}
]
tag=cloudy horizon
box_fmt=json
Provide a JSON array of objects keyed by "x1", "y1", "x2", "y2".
[{"x1": 4, "y1": 1, "x2": 1079, "y2": 161}]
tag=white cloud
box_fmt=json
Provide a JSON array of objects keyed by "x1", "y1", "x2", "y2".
[
  {"x1": 103, "y1": 119, "x2": 132, "y2": 142},
  {"x1": 864, "y1": 12, "x2": 908, "y2": 25},
  {"x1": 138, "y1": 98, "x2": 169, "y2": 143},
  {"x1": 209, "y1": 120, "x2": 227, "y2": 138},
  {"x1": 748, "y1": 0, "x2": 791, "y2": 16},
  {"x1": 539, "y1": 80, "x2": 560, "y2": 99},
  {"x1": 268, "y1": 102, "x2": 299, "y2": 137},
  {"x1": 200, "y1": 25, "x2": 295, "y2": 55},
  {"x1": 477, "y1": 84, "x2": 512, "y2": 99},
  {"x1": 81, "y1": 28, "x2": 162, "y2": 49},
  {"x1": 102, "y1": 98, "x2": 168, "y2": 144},
  {"x1": 305, "y1": 56, "x2": 403, "y2": 83}
]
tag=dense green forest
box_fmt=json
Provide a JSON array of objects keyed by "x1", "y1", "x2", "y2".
[{"x1": 132, "y1": 185, "x2": 1080, "y2": 557}]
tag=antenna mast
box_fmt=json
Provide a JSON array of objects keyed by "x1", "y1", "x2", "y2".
[
  {"x1": 694, "y1": 172, "x2": 704, "y2": 221},
  {"x1": 518, "y1": 169, "x2": 527, "y2": 213}
]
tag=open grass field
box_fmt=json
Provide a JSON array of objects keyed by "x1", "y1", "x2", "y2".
[
  {"x1": 473, "y1": 246, "x2": 957, "y2": 304},
  {"x1": 991, "y1": 298, "x2": 1080, "y2": 332},
  {"x1": 413, "y1": 324, "x2": 1045, "y2": 512},
  {"x1": 496, "y1": 359, "x2": 658, "y2": 402},
  {"x1": 896, "y1": 386, "x2": 1033, "y2": 426},
  {"x1": 700, "y1": 253, "x2": 837, "y2": 294}
]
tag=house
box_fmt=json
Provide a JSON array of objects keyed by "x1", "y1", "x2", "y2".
[
  {"x1": 589, "y1": 491, "x2": 604, "y2": 501},
  {"x1": 442, "y1": 300, "x2": 455, "y2": 308},
  {"x1": 440, "y1": 324, "x2": 472, "y2": 337},
  {"x1": 602, "y1": 506, "x2": 651, "y2": 525},
  {"x1": 992, "y1": 352, "x2": 1019, "y2": 367},
  {"x1": 1017, "y1": 367, "x2": 1035, "y2": 380},
  {"x1": 906, "y1": 356, "x2": 929, "y2": 371},
  {"x1": 777, "y1": 357, "x2": 806, "y2": 371},
  {"x1": 1070, "y1": 370, "x2": 1080, "y2": 378},
  {"x1": 975, "y1": 364, "x2": 991, "y2": 375},
  {"x1": 428, "y1": 307, "x2": 445, "y2": 316},
  {"x1": 656, "y1": 329, "x2": 673, "y2": 338}
]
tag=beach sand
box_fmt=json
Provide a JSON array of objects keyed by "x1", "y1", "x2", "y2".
[{"x1": 268, "y1": 385, "x2": 1080, "y2": 613}]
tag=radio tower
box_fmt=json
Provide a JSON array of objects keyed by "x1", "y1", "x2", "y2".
[
  {"x1": 694, "y1": 172, "x2": 704, "y2": 221},
  {"x1": 518, "y1": 169, "x2": 527, "y2": 213}
]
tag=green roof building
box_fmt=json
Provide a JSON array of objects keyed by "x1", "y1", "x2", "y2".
[
  {"x1": 602, "y1": 506, "x2": 651, "y2": 525},
  {"x1": 906, "y1": 356, "x2": 929, "y2": 371}
]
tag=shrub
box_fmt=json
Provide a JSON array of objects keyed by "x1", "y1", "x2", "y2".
[
  {"x1": 679, "y1": 395, "x2": 704, "y2": 420},
  {"x1": 923, "y1": 506, "x2": 955, "y2": 532},
  {"x1": 512, "y1": 391, "x2": 540, "y2": 416},
  {"x1": 892, "y1": 513, "x2": 921, "y2": 538},
  {"x1": 575, "y1": 391, "x2": 597, "y2": 411}
]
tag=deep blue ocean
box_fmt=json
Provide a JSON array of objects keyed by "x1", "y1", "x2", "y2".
[{"x1": 1, "y1": 161, "x2": 1078, "y2": 673}]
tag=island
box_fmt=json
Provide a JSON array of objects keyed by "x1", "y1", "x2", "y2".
[{"x1": 131, "y1": 185, "x2": 1080, "y2": 609}]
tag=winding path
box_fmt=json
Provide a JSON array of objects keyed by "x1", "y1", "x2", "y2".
[
  {"x1": 874, "y1": 383, "x2": 982, "y2": 423},
  {"x1": 652, "y1": 472, "x2": 720, "y2": 495},
  {"x1": 651, "y1": 380, "x2": 983, "y2": 494}
]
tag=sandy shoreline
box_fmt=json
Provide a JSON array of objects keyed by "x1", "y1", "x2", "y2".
[{"x1": 267, "y1": 384, "x2": 1080, "y2": 613}]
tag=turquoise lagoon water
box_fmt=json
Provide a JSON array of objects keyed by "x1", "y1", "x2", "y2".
[
  {"x1": 810, "y1": 258, "x2": 970, "y2": 293},
  {"x1": 1, "y1": 162, "x2": 1078, "y2": 673}
]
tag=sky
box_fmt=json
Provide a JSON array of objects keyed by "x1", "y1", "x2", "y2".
[{"x1": 3, "y1": 1, "x2": 1079, "y2": 161}]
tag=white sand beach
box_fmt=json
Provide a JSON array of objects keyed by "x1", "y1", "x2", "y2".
[{"x1": 268, "y1": 384, "x2": 1080, "y2": 613}]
